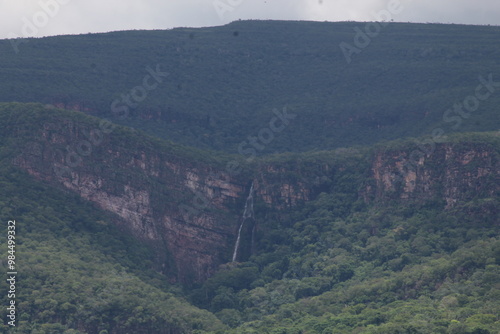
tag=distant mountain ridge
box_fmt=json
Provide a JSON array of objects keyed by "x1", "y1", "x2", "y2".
[
  {"x1": 1, "y1": 20, "x2": 499, "y2": 153},
  {"x1": 1, "y1": 20, "x2": 499, "y2": 333}
]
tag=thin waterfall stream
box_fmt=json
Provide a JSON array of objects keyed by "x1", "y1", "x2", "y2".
[{"x1": 232, "y1": 181, "x2": 254, "y2": 262}]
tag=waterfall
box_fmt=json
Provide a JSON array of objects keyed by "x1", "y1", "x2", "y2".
[
  {"x1": 232, "y1": 222, "x2": 245, "y2": 262},
  {"x1": 251, "y1": 224, "x2": 257, "y2": 256},
  {"x1": 232, "y1": 181, "x2": 254, "y2": 262},
  {"x1": 242, "y1": 181, "x2": 254, "y2": 219}
]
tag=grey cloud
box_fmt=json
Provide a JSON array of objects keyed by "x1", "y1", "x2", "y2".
[{"x1": 0, "y1": 0, "x2": 499, "y2": 40}]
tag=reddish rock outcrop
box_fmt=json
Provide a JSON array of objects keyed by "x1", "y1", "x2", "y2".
[
  {"x1": 364, "y1": 142, "x2": 499, "y2": 208},
  {"x1": 13, "y1": 116, "x2": 499, "y2": 283}
]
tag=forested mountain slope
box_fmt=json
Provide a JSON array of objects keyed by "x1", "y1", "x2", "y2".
[
  {"x1": 0, "y1": 102, "x2": 498, "y2": 333},
  {"x1": 0, "y1": 19, "x2": 499, "y2": 334},
  {"x1": 1, "y1": 21, "x2": 499, "y2": 153}
]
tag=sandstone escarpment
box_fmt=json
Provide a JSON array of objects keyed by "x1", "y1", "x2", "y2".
[
  {"x1": 12, "y1": 110, "x2": 499, "y2": 283},
  {"x1": 15, "y1": 119, "x2": 247, "y2": 283},
  {"x1": 364, "y1": 141, "x2": 499, "y2": 208}
]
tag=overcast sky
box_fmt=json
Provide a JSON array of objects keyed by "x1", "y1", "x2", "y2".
[{"x1": 1, "y1": 0, "x2": 499, "y2": 39}]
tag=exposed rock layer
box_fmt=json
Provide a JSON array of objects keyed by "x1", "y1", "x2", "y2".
[{"x1": 14, "y1": 119, "x2": 499, "y2": 282}]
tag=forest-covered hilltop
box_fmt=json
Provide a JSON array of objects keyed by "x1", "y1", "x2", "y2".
[{"x1": 0, "y1": 20, "x2": 499, "y2": 333}]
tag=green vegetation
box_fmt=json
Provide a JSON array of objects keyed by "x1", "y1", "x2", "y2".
[
  {"x1": 0, "y1": 166, "x2": 226, "y2": 333},
  {"x1": 1, "y1": 21, "x2": 499, "y2": 153},
  {"x1": 0, "y1": 20, "x2": 498, "y2": 333},
  {"x1": 189, "y1": 145, "x2": 499, "y2": 333},
  {"x1": 1, "y1": 102, "x2": 497, "y2": 332},
  {"x1": 194, "y1": 203, "x2": 499, "y2": 333},
  {"x1": 0, "y1": 102, "x2": 230, "y2": 169}
]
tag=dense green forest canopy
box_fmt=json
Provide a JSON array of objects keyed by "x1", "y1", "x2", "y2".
[
  {"x1": 1, "y1": 21, "x2": 499, "y2": 153},
  {"x1": 0, "y1": 102, "x2": 498, "y2": 333},
  {"x1": 0, "y1": 112, "x2": 226, "y2": 333},
  {"x1": 0, "y1": 19, "x2": 499, "y2": 334}
]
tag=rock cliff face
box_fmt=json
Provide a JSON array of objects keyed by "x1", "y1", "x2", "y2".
[
  {"x1": 14, "y1": 119, "x2": 249, "y2": 283},
  {"x1": 364, "y1": 141, "x2": 499, "y2": 209},
  {"x1": 12, "y1": 115, "x2": 499, "y2": 283}
]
